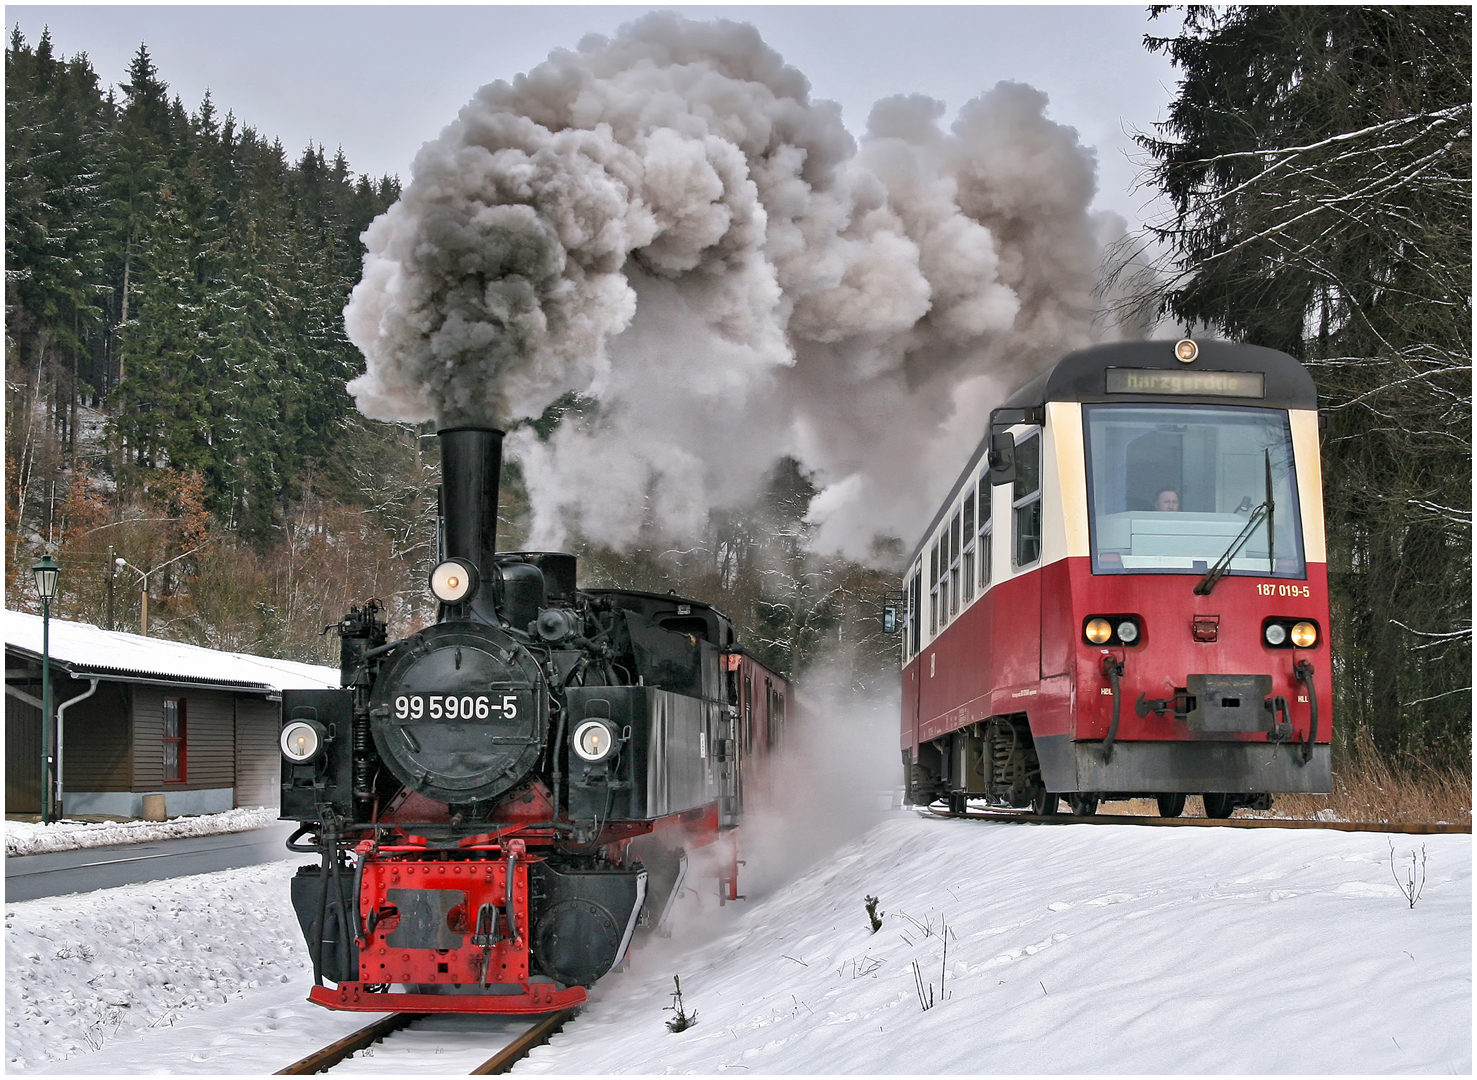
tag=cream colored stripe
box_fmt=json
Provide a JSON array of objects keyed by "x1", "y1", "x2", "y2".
[
  {"x1": 1288, "y1": 409, "x2": 1326, "y2": 563},
  {"x1": 1050, "y1": 401, "x2": 1090, "y2": 558}
]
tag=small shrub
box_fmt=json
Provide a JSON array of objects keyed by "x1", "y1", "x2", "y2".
[
  {"x1": 1389, "y1": 840, "x2": 1428, "y2": 908},
  {"x1": 864, "y1": 895, "x2": 883, "y2": 934},
  {"x1": 665, "y1": 975, "x2": 697, "y2": 1032}
]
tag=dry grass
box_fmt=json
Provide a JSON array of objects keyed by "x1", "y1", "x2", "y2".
[
  {"x1": 1098, "y1": 731, "x2": 1471, "y2": 825},
  {"x1": 1263, "y1": 734, "x2": 1471, "y2": 825}
]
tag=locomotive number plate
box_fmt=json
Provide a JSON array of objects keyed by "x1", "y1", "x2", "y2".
[{"x1": 393, "y1": 693, "x2": 519, "y2": 721}]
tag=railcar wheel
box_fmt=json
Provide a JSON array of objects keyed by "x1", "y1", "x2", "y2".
[
  {"x1": 1068, "y1": 793, "x2": 1099, "y2": 817},
  {"x1": 1202, "y1": 793, "x2": 1237, "y2": 819},
  {"x1": 1030, "y1": 787, "x2": 1060, "y2": 815},
  {"x1": 1155, "y1": 793, "x2": 1187, "y2": 818}
]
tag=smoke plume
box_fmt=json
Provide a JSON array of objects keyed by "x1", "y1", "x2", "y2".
[{"x1": 345, "y1": 13, "x2": 1144, "y2": 558}]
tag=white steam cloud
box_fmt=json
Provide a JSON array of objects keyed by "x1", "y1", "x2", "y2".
[{"x1": 345, "y1": 13, "x2": 1146, "y2": 558}]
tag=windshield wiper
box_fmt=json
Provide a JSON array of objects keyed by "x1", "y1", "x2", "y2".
[{"x1": 1195, "y1": 451, "x2": 1275, "y2": 595}]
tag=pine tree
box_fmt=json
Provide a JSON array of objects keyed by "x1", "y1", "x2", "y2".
[{"x1": 1138, "y1": 6, "x2": 1471, "y2": 760}]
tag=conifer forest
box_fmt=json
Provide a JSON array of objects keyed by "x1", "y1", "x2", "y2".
[{"x1": 5, "y1": 10, "x2": 1470, "y2": 770}]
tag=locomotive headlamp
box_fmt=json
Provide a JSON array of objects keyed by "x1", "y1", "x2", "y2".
[
  {"x1": 1115, "y1": 620, "x2": 1139, "y2": 644},
  {"x1": 429, "y1": 559, "x2": 478, "y2": 603},
  {"x1": 1264, "y1": 623, "x2": 1288, "y2": 646},
  {"x1": 1174, "y1": 338, "x2": 1199, "y2": 363},
  {"x1": 1085, "y1": 618, "x2": 1112, "y2": 645},
  {"x1": 572, "y1": 719, "x2": 619, "y2": 763},
  {"x1": 280, "y1": 719, "x2": 326, "y2": 764},
  {"x1": 1290, "y1": 621, "x2": 1318, "y2": 648}
]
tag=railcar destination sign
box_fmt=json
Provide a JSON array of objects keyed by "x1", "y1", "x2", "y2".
[{"x1": 1105, "y1": 368, "x2": 1266, "y2": 398}]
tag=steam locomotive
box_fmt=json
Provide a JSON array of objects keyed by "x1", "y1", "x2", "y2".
[
  {"x1": 280, "y1": 427, "x2": 789, "y2": 1014},
  {"x1": 896, "y1": 339, "x2": 1333, "y2": 817}
]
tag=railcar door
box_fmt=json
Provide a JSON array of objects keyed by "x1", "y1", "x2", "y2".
[{"x1": 993, "y1": 428, "x2": 1044, "y2": 691}]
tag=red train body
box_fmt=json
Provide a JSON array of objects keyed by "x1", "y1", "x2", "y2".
[{"x1": 898, "y1": 340, "x2": 1332, "y2": 816}]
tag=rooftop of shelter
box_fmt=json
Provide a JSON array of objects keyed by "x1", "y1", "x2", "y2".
[{"x1": 4, "y1": 609, "x2": 340, "y2": 695}]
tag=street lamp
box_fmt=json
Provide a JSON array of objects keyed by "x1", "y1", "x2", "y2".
[
  {"x1": 32, "y1": 553, "x2": 59, "y2": 825},
  {"x1": 115, "y1": 557, "x2": 148, "y2": 636},
  {"x1": 115, "y1": 542, "x2": 213, "y2": 637}
]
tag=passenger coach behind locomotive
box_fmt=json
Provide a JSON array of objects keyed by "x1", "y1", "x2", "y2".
[
  {"x1": 279, "y1": 427, "x2": 783, "y2": 1015},
  {"x1": 895, "y1": 340, "x2": 1333, "y2": 818}
]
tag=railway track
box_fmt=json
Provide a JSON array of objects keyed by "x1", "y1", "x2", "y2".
[
  {"x1": 922, "y1": 806, "x2": 1470, "y2": 835},
  {"x1": 276, "y1": 1006, "x2": 579, "y2": 1075}
]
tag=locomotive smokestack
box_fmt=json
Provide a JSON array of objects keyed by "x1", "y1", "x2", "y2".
[{"x1": 439, "y1": 426, "x2": 504, "y2": 606}]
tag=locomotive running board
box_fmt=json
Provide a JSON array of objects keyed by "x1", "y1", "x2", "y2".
[{"x1": 309, "y1": 982, "x2": 587, "y2": 1014}]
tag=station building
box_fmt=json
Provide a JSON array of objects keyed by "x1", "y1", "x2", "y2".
[{"x1": 4, "y1": 610, "x2": 338, "y2": 818}]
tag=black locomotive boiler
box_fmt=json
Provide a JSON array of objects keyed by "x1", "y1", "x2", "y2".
[{"x1": 279, "y1": 427, "x2": 790, "y2": 1014}]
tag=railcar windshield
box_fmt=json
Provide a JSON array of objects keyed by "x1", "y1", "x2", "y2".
[{"x1": 1084, "y1": 404, "x2": 1305, "y2": 578}]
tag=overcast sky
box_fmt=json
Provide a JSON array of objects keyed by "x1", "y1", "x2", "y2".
[{"x1": 10, "y1": 5, "x2": 1182, "y2": 227}]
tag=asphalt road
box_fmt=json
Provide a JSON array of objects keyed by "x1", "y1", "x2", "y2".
[{"x1": 4, "y1": 822, "x2": 304, "y2": 902}]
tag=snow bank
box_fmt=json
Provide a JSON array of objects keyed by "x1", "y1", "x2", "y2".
[
  {"x1": 5, "y1": 816, "x2": 1470, "y2": 1074},
  {"x1": 5, "y1": 808, "x2": 279, "y2": 857},
  {"x1": 6, "y1": 860, "x2": 316, "y2": 1071},
  {"x1": 525, "y1": 816, "x2": 1471, "y2": 1074}
]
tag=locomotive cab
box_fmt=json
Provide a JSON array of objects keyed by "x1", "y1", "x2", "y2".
[{"x1": 899, "y1": 340, "x2": 1333, "y2": 818}]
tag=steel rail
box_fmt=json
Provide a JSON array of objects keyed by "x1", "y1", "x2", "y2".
[
  {"x1": 469, "y1": 1006, "x2": 580, "y2": 1074},
  {"x1": 275, "y1": 1006, "x2": 580, "y2": 1075},
  {"x1": 922, "y1": 807, "x2": 1470, "y2": 835},
  {"x1": 276, "y1": 1011, "x2": 424, "y2": 1074}
]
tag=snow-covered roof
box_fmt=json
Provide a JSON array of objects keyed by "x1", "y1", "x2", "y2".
[{"x1": 4, "y1": 609, "x2": 339, "y2": 693}]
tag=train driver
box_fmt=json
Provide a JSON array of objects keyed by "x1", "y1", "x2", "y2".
[{"x1": 1154, "y1": 488, "x2": 1181, "y2": 512}]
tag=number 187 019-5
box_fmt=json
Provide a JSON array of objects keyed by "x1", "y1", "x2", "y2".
[{"x1": 1256, "y1": 583, "x2": 1311, "y2": 597}]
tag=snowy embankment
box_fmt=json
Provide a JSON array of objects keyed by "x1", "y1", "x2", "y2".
[
  {"x1": 5, "y1": 815, "x2": 1470, "y2": 1074},
  {"x1": 5, "y1": 808, "x2": 278, "y2": 857}
]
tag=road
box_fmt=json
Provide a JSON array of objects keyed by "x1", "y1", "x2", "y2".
[{"x1": 4, "y1": 821, "x2": 302, "y2": 902}]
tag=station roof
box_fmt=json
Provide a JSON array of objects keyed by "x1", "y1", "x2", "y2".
[{"x1": 4, "y1": 609, "x2": 340, "y2": 695}]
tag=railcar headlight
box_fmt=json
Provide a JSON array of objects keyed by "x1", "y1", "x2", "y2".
[
  {"x1": 1264, "y1": 623, "x2": 1288, "y2": 646},
  {"x1": 1290, "y1": 621, "x2": 1318, "y2": 648},
  {"x1": 572, "y1": 719, "x2": 618, "y2": 763},
  {"x1": 1084, "y1": 615, "x2": 1140, "y2": 646},
  {"x1": 281, "y1": 719, "x2": 326, "y2": 763},
  {"x1": 1175, "y1": 338, "x2": 1199, "y2": 363},
  {"x1": 429, "y1": 559, "x2": 478, "y2": 603}
]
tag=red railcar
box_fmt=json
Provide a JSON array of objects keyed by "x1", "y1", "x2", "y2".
[{"x1": 898, "y1": 340, "x2": 1332, "y2": 817}]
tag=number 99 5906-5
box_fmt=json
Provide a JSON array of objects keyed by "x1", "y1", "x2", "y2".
[{"x1": 393, "y1": 694, "x2": 518, "y2": 721}]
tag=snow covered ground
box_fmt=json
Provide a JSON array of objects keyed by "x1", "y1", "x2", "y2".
[
  {"x1": 6, "y1": 814, "x2": 1469, "y2": 1074},
  {"x1": 5, "y1": 807, "x2": 278, "y2": 857}
]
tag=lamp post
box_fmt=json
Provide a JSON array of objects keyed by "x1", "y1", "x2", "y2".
[
  {"x1": 32, "y1": 553, "x2": 60, "y2": 824},
  {"x1": 106, "y1": 546, "x2": 116, "y2": 632}
]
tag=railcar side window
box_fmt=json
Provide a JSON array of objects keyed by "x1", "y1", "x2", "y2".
[
  {"x1": 961, "y1": 492, "x2": 975, "y2": 604},
  {"x1": 930, "y1": 540, "x2": 941, "y2": 635},
  {"x1": 1012, "y1": 432, "x2": 1042, "y2": 569},
  {"x1": 948, "y1": 511, "x2": 962, "y2": 617},
  {"x1": 978, "y1": 474, "x2": 993, "y2": 588},
  {"x1": 1083, "y1": 404, "x2": 1305, "y2": 578}
]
